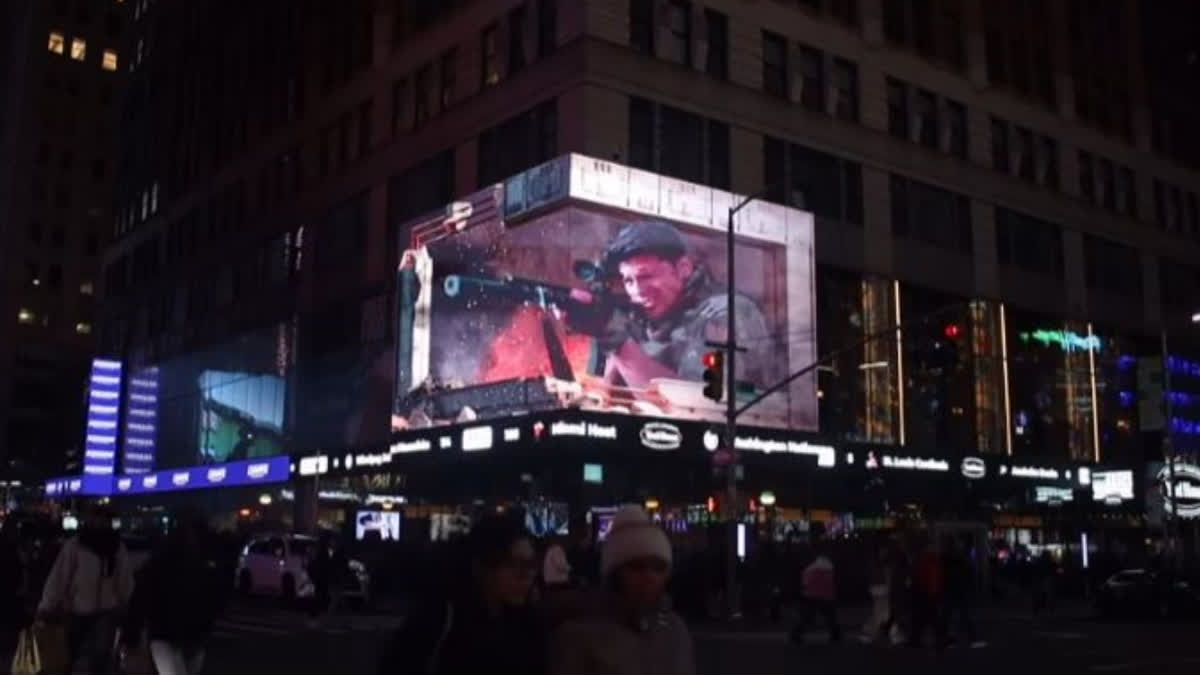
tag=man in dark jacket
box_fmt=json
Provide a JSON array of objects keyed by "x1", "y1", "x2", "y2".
[{"x1": 121, "y1": 515, "x2": 224, "y2": 675}]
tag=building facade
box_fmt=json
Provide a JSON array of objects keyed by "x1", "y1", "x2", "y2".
[
  {"x1": 0, "y1": 0, "x2": 129, "y2": 480},
  {"x1": 96, "y1": 0, "x2": 1199, "y2": 493}
]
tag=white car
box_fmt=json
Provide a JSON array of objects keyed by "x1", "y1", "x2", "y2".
[{"x1": 235, "y1": 534, "x2": 369, "y2": 603}]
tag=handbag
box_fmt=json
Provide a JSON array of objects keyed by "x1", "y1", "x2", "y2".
[{"x1": 10, "y1": 629, "x2": 41, "y2": 675}]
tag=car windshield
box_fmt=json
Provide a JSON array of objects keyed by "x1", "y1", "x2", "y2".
[{"x1": 289, "y1": 538, "x2": 315, "y2": 557}]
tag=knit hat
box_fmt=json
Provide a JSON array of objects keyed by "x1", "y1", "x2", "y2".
[{"x1": 601, "y1": 506, "x2": 673, "y2": 579}]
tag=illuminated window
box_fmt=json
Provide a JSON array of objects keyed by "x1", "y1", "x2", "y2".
[
  {"x1": 70, "y1": 37, "x2": 87, "y2": 61},
  {"x1": 75, "y1": 322, "x2": 92, "y2": 335},
  {"x1": 17, "y1": 309, "x2": 35, "y2": 324},
  {"x1": 80, "y1": 281, "x2": 95, "y2": 295},
  {"x1": 102, "y1": 49, "x2": 118, "y2": 71},
  {"x1": 48, "y1": 31, "x2": 65, "y2": 54}
]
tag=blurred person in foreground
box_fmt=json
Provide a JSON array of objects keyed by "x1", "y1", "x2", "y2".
[
  {"x1": 377, "y1": 515, "x2": 544, "y2": 675},
  {"x1": 790, "y1": 541, "x2": 840, "y2": 644},
  {"x1": 36, "y1": 504, "x2": 134, "y2": 674},
  {"x1": 0, "y1": 518, "x2": 27, "y2": 668},
  {"x1": 120, "y1": 513, "x2": 224, "y2": 675},
  {"x1": 549, "y1": 505, "x2": 695, "y2": 675}
]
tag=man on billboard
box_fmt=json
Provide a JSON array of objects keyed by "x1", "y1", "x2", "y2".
[{"x1": 560, "y1": 221, "x2": 772, "y2": 392}]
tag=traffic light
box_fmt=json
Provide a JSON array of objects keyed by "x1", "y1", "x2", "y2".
[
  {"x1": 702, "y1": 351, "x2": 724, "y2": 401},
  {"x1": 943, "y1": 323, "x2": 962, "y2": 340}
]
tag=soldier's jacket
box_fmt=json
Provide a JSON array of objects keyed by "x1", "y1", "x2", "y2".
[{"x1": 624, "y1": 268, "x2": 773, "y2": 388}]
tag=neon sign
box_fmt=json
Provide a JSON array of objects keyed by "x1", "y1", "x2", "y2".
[{"x1": 1018, "y1": 330, "x2": 1101, "y2": 352}]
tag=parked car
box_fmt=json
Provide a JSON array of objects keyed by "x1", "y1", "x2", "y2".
[
  {"x1": 1096, "y1": 568, "x2": 1200, "y2": 619},
  {"x1": 235, "y1": 534, "x2": 370, "y2": 604}
]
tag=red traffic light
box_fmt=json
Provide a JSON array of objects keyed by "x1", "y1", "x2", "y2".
[
  {"x1": 943, "y1": 323, "x2": 962, "y2": 339},
  {"x1": 706, "y1": 496, "x2": 717, "y2": 513},
  {"x1": 702, "y1": 351, "x2": 721, "y2": 369}
]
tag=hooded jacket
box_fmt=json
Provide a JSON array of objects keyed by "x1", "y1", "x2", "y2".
[{"x1": 38, "y1": 531, "x2": 133, "y2": 616}]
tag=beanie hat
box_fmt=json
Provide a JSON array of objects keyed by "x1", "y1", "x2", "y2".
[{"x1": 601, "y1": 506, "x2": 673, "y2": 579}]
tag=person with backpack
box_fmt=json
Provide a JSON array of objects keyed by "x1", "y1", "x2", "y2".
[
  {"x1": 377, "y1": 515, "x2": 544, "y2": 675},
  {"x1": 36, "y1": 504, "x2": 134, "y2": 674}
]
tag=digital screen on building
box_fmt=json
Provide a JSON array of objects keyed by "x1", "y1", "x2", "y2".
[
  {"x1": 83, "y1": 358, "x2": 122, "y2": 477},
  {"x1": 392, "y1": 154, "x2": 817, "y2": 434},
  {"x1": 356, "y1": 510, "x2": 401, "y2": 541},
  {"x1": 122, "y1": 366, "x2": 159, "y2": 475},
  {"x1": 197, "y1": 370, "x2": 286, "y2": 463}
]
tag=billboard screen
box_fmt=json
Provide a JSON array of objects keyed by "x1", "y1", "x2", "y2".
[
  {"x1": 392, "y1": 155, "x2": 817, "y2": 433},
  {"x1": 197, "y1": 370, "x2": 286, "y2": 463}
]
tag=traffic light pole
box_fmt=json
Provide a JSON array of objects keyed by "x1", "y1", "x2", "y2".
[{"x1": 724, "y1": 202, "x2": 740, "y2": 621}]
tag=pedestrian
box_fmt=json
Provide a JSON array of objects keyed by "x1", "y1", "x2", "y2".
[
  {"x1": 941, "y1": 537, "x2": 984, "y2": 648},
  {"x1": 119, "y1": 513, "x2": 224, "y2": 675},
  {"x1": 549, "y1": 505, "x2": 694, "y2": 675},
  {"x1": 1032, "y1": 551, "x2": 1056, "y2": 616},
  {"x1": 376, "y1": 514, "x2": 544, "y2": 675},
  {"x1": 306, "y1": 532, "x2": 335, "y2": 627},
  {"x1": 790, "y1": 541, "x2": 840, "y2": 644},
  {"x1": 906, "y1": 536, "x2": 944, "y2": 649},
  {"x1": 543, "y1": 537, "x2": 572, "y2": 590},
  {"x1": 860, "y1": 545, "x2": 891, "y2": 644},
  {"x1": 36, "y1": 504, "x2": 134, "y2": 674},
  {"x1": 1, "y1": 518, "x2": 27, "y2": 668}
]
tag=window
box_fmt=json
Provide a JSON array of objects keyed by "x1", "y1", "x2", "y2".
[
  {"x1": 884, "y1": 0, "x2": 965, "y2": 69},
  {"x1": 414, "y1": 64, "x2": 432, "y2": 126},
  {"x1": 628, "y1": 97, "x2": 731, "y2": 189},
  {"x1": 388, "y1": 151, "x2": 455, "y2": 228},
  {"x1": 478, "y1": 101, "x2": 558, "y2": 186},
  {"x1": 890, "y1": 175, "x2": 972, "y2": 253},
  {"x1": 796, "y1": 45, "x2": 824, "y2": 112},
  {"x1": 25, "y1": 262, "x2": 40, "y2": 288},
  {"x1": 1116, "y1": 167, "x2": 1136, "y2": 217},
  {"x1": 101, "y1": 49, "x2": 117, "y2": 71},
  {"x1": 887, "y1": 78, "x2": 908, "y2": 139},
  {"x1": 764, "y1": 136, "x2": 863, "y2": 225},
  {"x1": 630, "y1": 0, "x2": 654, "y2": 54},
  {"x1": 508, "y1": 5, "x2": 528, "y2": 74},
  {"x1": 830, "y1": 58, "x2": 857, "y2": 121},
  {"x1": 538, "y1": 0, "x2": 557, "y2": 57},
  {"x1": 1037, "y1": 136, "x2": 1059, "y2": 190},
  {"x1": 80, "y1": 281, "x2": 94, "y2": 295},
  {"x1": 391, "y1": 78, "x2": 408, "y2": 133},
  {"x1": 1097, "y1": 158, "x2": 1115, "y2": 211},
  {"x1": 914, "y1": 89, "x2": 937, "y2": 148},
  {"x1": 762, "y1": 31, "x2": 787, "y2": 98},
  {"x1": 29, "y1": 221, "x2": 43, "y2": 244},
  {"x1": 1160, "y1": 260, "x2": 1200, "y2": 309},
  {"x1": 883, "y1": 0, "x2": 906, "y2": 43},
  {"x1": 48, "y1": 264, "x2": 62, "y2": 290},
  {"x1": 944, "y1": 100, "x2": 966, "y2": 159},
  {"x1": 440, "y1": 49, "x2": 456, "y2": 110},
  {"x1": 704, "y1": 9, "x2": 728, "y2": 79},
  {"x1": 830, "y1": 0, "x2": 858, "y2": 26},
  {"x1": 663, "y1": 0, "x2": 691, "y2": 66},
  {"x1": 481, "y1": 24, "x2": 500, "y2": 87},
  {"x1": 1078, "y1": 151, "x2": 1095, "y2": 201},
  {"x1": 76, "y1": 322, "x2": 92, "y2": 335},
  {"x1": 1084, "y1": 235, "x2": 1141, "y2": 298},
  {"x1": 358, "y1": 100, "x2": 373, "y2": 158},
  {"x1": 48, "y1": 31, "x2": 65, "y2": 54},
  {"x1": 998, "y1": 210, "x2": 1065, "y2": 276},
  {"x1": 1013, "y1": 126, "x2": 1033, "y2": 181},
  {"x1": 70, "y1": 37, "x2": 86, "y2": 61}
]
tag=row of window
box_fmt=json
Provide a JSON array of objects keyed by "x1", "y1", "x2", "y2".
[
  {"x1": 28, "y1": 222, "x2": 99, "y2": 254},
  {"x1": 887, "y1": 78, "x2": 966, "y2": 159},
  {"x1": 883, "y1": 0, "x2": 966, "y2": 69},
  {"x1": 47, "y1": 31, "x2": 118, "y2": 70},
  {"x1": 23, "y1": 261, "x2": 94, "y2": 296},
  {"x1": 1078, "y1": 151, "x2": 1137, "y2": 218},
  {"x1": 629, "y1": 97, "x2": 730, "y2": 190},
  {"x1": 762, "y1": 31, "x2": 860, "y2": 122},
  {"x1": 15, "y1": 307, "x2": 91, "y2": 335},
  {"x1": 630, "y1": 0, "x2": 729, "y2": 79},
  {"x1": 763, "y1": 137, "x2": 862, "y2": 225},
  {"x1": 1153, "y1": 179, "x2": 1200, "y2": 238},
  {"x1": 991, "y1": 118, "x2": 1059, "y2": 191}
]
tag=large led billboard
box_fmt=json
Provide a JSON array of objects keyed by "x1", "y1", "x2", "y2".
[
  {"x1": 392, "y1": 154, "x2": 817, "y2": 433},
  {"x1": 197, "y1": 370, "x2": 286, "y2": 463}
]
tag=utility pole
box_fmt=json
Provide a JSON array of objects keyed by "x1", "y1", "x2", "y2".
[{"x1": 724, "y1": 202, "x2": 740, "y2": 621}]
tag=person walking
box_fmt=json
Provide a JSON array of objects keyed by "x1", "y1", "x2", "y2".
[
  {"x1": 119, "y1": 514, "x2": 224, "y2": 675},
  {"x1": 377, "y1": 515, "x2": 544, "y2": 675},
  {"x1": 549, "y1": 505, "x2": 694, "y2": 675},
  {"x1": 543, "y1": 538, "x2": 572, "y2": 591},
  {"x1": 1, "y1": 518, "x2": 27, "y2": 668},
  {"x1": 36, "y1": 504, "x2": 134, "y2": 674},
  {"x1": 790, "y1": 542, "x2": 840, "y2": 644},
  {"x1": 907, "y1": 537, "x2": 944, "y2": 649},
  {"x1": 941, "y1": 537, "x2": 984, "y2": 648},
  {"x1": 860, "y1": 545, "x2": 891, "y2": 644}
]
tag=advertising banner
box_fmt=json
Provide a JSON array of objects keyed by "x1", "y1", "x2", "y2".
[{"x1": 392, "y1": 154, "x2": 817, "y2": 434}]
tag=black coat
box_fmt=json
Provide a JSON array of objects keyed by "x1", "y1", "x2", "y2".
[
  {"x1": 378, "y1": 597, "x2": 545, "y2": 675},
  {"x1": 123, "y1": 546, "x2": 225, "y2": 647}
]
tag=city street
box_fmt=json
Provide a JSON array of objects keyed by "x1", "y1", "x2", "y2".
[{"x1": 197, "y1": 601, "x2": 1200, "y2": 674}]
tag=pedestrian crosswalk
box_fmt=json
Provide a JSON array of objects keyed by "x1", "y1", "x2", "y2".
[{"x1": 211, "y1": 604, "x2": 404, "y2": 641}]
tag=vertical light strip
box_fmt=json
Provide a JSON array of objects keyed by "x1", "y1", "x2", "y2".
[
  {"x1": 1087, "y1": 322, "x2": 1101, "y2": 463},
  {"x1": 1000, "y1": 303, "x2": 1013, "y2": 456},
  {"x1": 893, "y1": 280, "x2": 906, "y2": 446}
]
